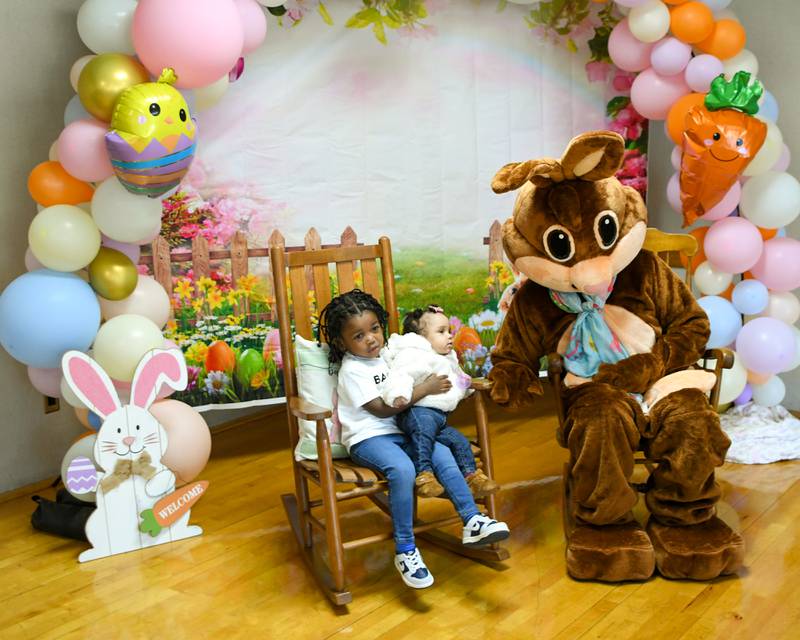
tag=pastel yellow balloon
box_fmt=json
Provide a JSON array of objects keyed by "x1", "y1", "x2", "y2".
[
  {"x1": 28, "y1": 205, "x2": 101, "y2": 271},
  {"x1": 88, "y1": 247, "x2": 138, "y2": 300},
  {"x1": 77, "y1": 53, "x2": 149, "y2": 121},
  {"x1": 93, "y1": 314, "x2": 163, "y2": 381},
  {"x1": 70, "y1": 54, "x2": 95, "y2": 92},
  {"x1": 99, "y1": 275, "x2": 171, "y2": 328},
  {"x1": 194, "y1": 75, "x2": 229, "y2": 111},
  {"x1": 744, "y1": 121, "x2": 783, "y2": 177}
]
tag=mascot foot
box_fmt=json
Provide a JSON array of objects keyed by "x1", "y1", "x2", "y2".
[
  {"x1": 566, "y1": 522, "x2": 655, "y2": 582},
  {"x1": 646, "y1": 516, "x2": 744, "y2": 580}
]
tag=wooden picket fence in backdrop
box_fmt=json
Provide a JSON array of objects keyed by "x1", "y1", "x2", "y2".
[
  {"x1": 484, "y1": 219, "x2": 509, "y2": 269},
  {"x1": 138, "y1": 226, "x2": 362, "y2": 321}
]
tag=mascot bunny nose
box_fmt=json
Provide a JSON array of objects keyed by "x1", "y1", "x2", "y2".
[{"x1": 569, "y1": 256, "x2": 614, "y2": 297}]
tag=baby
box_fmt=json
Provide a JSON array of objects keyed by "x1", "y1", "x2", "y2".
[{"x1": 381, "y1": 305, "x2": 499, "y2": 498}]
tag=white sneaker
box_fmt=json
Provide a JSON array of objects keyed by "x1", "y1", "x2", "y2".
[
  {"x1": 462, "y1": 513, "x2": 510, "y2": 547},
  {"x1": 394, "y1": 547, "x2": 434, "y2": 588}
]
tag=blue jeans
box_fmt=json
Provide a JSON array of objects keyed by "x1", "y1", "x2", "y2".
[
  {"x1": 349, "y1": 433, "x2": 479, "y2": 549},
  {"x1": 397, "y1": 407, "x2": 477, "y2": 477}
]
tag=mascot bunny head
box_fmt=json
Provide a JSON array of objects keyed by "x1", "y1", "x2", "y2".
[
  {"x1": 491, "y1": 131, "x2": 647, "y2": 297},
  {"x1": 62, "y1": 349, "x2": 187, "y2": 472}
]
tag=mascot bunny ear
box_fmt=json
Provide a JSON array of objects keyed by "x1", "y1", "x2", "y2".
[
  {"x1": 62, "y1": 351, "x2": 122, "y2": 420},
  {"x1": 130, "y1": 348, "x2": 188, "y2": 411},
  {"x1": 559, "y1": 130, "x2": 626, "y2": 182}
]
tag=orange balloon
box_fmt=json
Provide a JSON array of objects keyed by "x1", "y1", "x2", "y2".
[
  {"x1": 758, "y1": 227, "x2": 778, "y2": 241},
  {"x1": 453, "y1": 327, "x2": 482, "y2": 355},
  {"x1": 205, "y1": 340, "x2": 236, "y2": 373},
  {"x1": 695, "y1": 19, "x2": 746, "y2": 60},
  {"x1": 667, "y1": 93, "x2": 707, "y2": 145},
  {"x1": 670, "y1": 2, "x2": 714, "y2": 43},
  {"x1": 664, "y1": 0, "x2": 689, "y2": 4},
  {"x1": 27, "y1": 161, "x2": 94, "y2": 207},
  {"x1": 680, "y1": 226, "x2": 709, "y2": 272},
  {"x1": 747, "y1": 369, "x2": 771, "y2": 386},
  {"x1": 743, "y1": 270, "x2": 754, "y2": 280},
  {"x1": 719, "y1": 282, "x2": 734, "y2": 301}
]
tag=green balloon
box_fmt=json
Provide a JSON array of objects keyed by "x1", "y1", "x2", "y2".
[{"x1": 236, "y1": 348, "x2": 265, "y2": 385}]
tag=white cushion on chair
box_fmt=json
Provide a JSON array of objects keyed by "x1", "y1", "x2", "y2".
[{"x1": 294, "y1": 335, "x2": 349, "y2": 461}]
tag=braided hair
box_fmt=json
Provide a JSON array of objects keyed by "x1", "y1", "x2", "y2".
[
  {"x1": 317, "y1": 289, "x2": 388, "y2": 369},
  {"x1": 402, "y1": 304, "x2": 444, "y2": 335}
]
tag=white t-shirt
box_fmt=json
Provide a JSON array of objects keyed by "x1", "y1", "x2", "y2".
[{"x1": 337, "y1": 353, "x2": 402, "y2": 451}]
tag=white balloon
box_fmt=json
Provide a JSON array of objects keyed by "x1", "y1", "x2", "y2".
[
  {"x1": 722, "y1": 49, "x2": 758, "y2": 80},
  {"x1": 716, "y1": 351, "x2": 748, "y2": 405},
  {"x1": 91, "y1": 178, "x2": 163, "y2": 244},
  {"x1": 48, "y1": 140, "x2": 59, "y2": 162},
  {"x1": 77, "y1": 0, "x2": 137, "y2": 55},
  {"x1": 195, "y1": 75, "x2": 230, "y2": 111},
  {"x1": 751, "y1": 375, "x2": 786, "y2": 407},
  {"x1": 759, "y1": 291, "x2": 800, "y2": 326},
  {"x1": 63, "y1": 94, "x2": 92, "y2": 127},
  {"x1": 740, "y1": 171, "x2": 800, "y2": 229},
  {"x1": 695, "y1": 261, "x2": 734, "y2": 296},
  {"x1": 69, "y1": 55, "x2": 95, "y2": 93},
  {"x1": 628, "y1": 0, "x2": 671, "y2": 44},
  {"x1": 60, "y1": 375, "x2": 87, "y2": 408},
  {"x1": 744, "y1": 121, "x2": 784, "y2": 177},
  {"x1": 99, "y1": 276, "x2": 171, "y2": 328}
]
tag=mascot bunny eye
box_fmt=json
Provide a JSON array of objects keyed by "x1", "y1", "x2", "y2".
[
  {"x1": 543, "y1": 225, "x2": 575, "y2": 263},
  {"x1": 594, "y1": 210, "x2": 619, "y2": 250}
]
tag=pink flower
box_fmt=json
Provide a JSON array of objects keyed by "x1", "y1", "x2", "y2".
[
  {"x1": 449, "y1": 316, "x2": 463, "y2": 334},
  {"x1": 612, "y1": 71, "x2": 635, "y2": 94},
  {"x1": 137, "y1": 264, "x2": 150, "y2": 276},
  {"x1": 263, "y1": 328, "x2": 283, "y2": 369},
  {"x1": 585, "y1": 61, "x2": 611, "y2": 84}
]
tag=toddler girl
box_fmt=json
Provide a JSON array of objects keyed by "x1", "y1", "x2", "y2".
[
  {"x1": 381, "y1": 305, "x2": 499, "y2": 498},
  {"x1": 318, "y1": 290, "x2": 509, "y2": 589}
]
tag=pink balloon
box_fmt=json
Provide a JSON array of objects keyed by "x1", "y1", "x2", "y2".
[
  {"x1": 700, "y1": 181, "x2": 741, "y2": 221},
  {"x1": 666, "y1": 172, "x2": 682, "y2": 212},
  {"x1": 670, "y1": 146, "x2": 682, "y2": 171},
  {"x1": 101, "y1": 234, "x2": 141, "y2": 265},
  {"x1": 630, "y1": 68, "x2": 690, "y2": 120},
  {"x1": 132, "y1": 0, "x2": 244, "y2": 89},
  {"x1": 27, "y1": 366, "x2": 62, "y2": 397},
  {"x1": 684, "y1": 54, "x2": 724, "y2": 93},
  {"x1": 650, "y1": 37, "x2": 692, "y2": 76},
  {"x1": 608, "y1": 20, "x2": 654, "y2": 72},
  {"x1": 704, "y1": 217, "x2": 763, "y2": 274},
  {"x1": 57, "y1": 119, "x2": 114, "y2": 183},
  {"x1": 772, "y1": 144, "x2": 791, "y2": 173},
  {"x1": 149, "y1": 400, "x2": 211, "y2": 484},
  {"x1": 750, "y1": 238, "x2": 800, "y2": 292},
  {"x1": 233, "y1": 0, "x2": 267, "y2": 54},
  {"x1": 736, "y1": 317, "x2": 797, "y2": 375},
  {"x1": 24, "y1": 247, "x2": 44, "y2": 271}
]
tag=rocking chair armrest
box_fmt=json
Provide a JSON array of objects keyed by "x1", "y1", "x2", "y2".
[
  {"x1": 470, "y1": 377, "x2": 493, "y2": 391},
  {"x1": 546, "y1": 353, "x2": 565, "y2": 378},
  {"x1": 702, "y1": 348, "x2": 735, "y2": 370},
  {"x1": 289, "y1": 396, "x2": 332, "y2": 421}
]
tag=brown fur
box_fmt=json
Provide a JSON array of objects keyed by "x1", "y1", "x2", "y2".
[{"x1": 488, "y1": 131, "x2": 743, "y2": 581}]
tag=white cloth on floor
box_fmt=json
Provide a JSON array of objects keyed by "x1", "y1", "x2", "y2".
[{"x1": 720, "y1": 402, "x2": 800, "y2": 465}]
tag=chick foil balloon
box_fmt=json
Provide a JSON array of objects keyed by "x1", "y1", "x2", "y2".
[{"x1": 105, "y1": 68, "x2": 197, "y2": 198}]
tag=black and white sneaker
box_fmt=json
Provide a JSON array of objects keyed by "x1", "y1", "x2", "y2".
[
  {"x1": 394, "y1": 547, "x2": 434, "y2": 588},
  {"x1": 462, "y1": 514, "x2": 510, "y2": 547}
]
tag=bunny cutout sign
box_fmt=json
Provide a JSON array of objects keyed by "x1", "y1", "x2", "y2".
[{"x1": 61, "y1": 348, "x2": 205, "y2": 562}]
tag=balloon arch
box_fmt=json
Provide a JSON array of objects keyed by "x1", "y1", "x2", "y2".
[{"x1": 1, "y1": 0, "x2": 799, "y2": 443}]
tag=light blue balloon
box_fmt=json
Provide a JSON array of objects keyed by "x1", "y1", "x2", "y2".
[
  {"x1": 698, "y1": 295, "x2": 743, "y2": 349},
  {"x1": 88, "y1": 411, "x2": 102, "y2": 430},
  {"x1": 0, "y1": 270, "x2": 100, "y2": 368},
  {"x1": 759, "y1": 90, "x2": 779, "y2": 123},
  {"x1": 64, "y1": 94, "x2": 91, "y2": 127},
  {"x1": 777, "y1": 227, "x2": 787, "y2": 238},
  {"x1": 732, "y1": 279, "x2": 769, "y2": 315}
]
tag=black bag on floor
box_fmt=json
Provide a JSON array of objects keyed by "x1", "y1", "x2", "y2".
[{"x1": 30, "y1": 488, "x2": 95, "y2": 541}]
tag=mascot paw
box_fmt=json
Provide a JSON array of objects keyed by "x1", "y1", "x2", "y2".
[
  {"x1": 646, "y1": 516, "x2": 744, "y2": 580},
  {"x1": 593, "y1": 353, "x2": 665, "y2": 394},
  {"x1": 566, "y1": 522, "x2": 655, "y2": 582}
]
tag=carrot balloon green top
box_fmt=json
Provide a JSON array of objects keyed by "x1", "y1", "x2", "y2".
[{"x1": 678, "y1": 71, "x2": 767, "y2": 227}]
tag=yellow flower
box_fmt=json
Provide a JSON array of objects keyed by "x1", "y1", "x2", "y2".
[
  {"x1": 165, "y1": 320, "x2": 178, "y2": 333},
  {"x1": 224, "y1": 314, "x2": 244, "y2": 326},
  {"x1": 207, "y1": 288, "x2": 223, "y2": 311},
  {"x1": 197, "y1": 276, "x2": 215, "y2": 291},
  {"x1": 237, "y1": 274, "x2": 259, "y2": 294},
  {"x1": 250, "y1": 370, "x2": 266, "y2": 389},
  {"x1": 174, "y1": 278, "x2": 194, "y2": 300},
  {"x1": 226, "y1": 290, "x2": 239, "y2": 306},
  {"x1": 185, "y1": 342, "x2": 208, "y2": 366},
  {"x1": 191, "y1": 298, "x2": 204, "y2": 314}
]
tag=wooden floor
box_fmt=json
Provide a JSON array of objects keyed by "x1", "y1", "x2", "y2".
[{"x1": 3, "y1": 394, "x2": 800, "y2": 639}]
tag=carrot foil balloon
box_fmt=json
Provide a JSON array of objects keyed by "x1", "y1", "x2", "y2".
[{"x1": 679, "y1": 71, "x2": 767, "y2": 227}]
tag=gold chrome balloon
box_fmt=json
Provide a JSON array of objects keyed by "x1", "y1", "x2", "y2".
[
  {"x1": 88, "y1": 247, "x2": 138, "y2": 300},
  {"x1": 77, "y1": 54, "x2": 149, "y2": 122}
]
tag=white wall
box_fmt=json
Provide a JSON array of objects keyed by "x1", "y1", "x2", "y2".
[{"x1": 647, "y1": 0, "x2": 800, "y2": 410}]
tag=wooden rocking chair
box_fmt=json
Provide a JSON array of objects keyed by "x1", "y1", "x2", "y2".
[
  {"x1": 269, "y1": 228, "x2": 508, "y2": 606},
  {"x1": 546, "y1": 229, "x2": 735, "y2": 534}
]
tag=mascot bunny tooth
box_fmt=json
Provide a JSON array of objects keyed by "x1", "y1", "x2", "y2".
[
  {"x1": 488, "y1": 131, "x2": 743, "y2": 582},
  {"x1": 62, "y1": 348, "x2": 202, "y2": 562}
]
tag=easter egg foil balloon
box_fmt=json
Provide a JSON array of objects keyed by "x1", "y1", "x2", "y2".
[
  {"x1": 679, "y1": 72, "x2": 766, "y2": 227},
  {"x1": 105, "y1": 68, "x2": 197, "y2": 198}
]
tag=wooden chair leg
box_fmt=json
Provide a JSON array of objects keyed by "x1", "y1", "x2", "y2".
[{"x1": 316, "y1": 420, "x2": 347, "y2": 595}]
